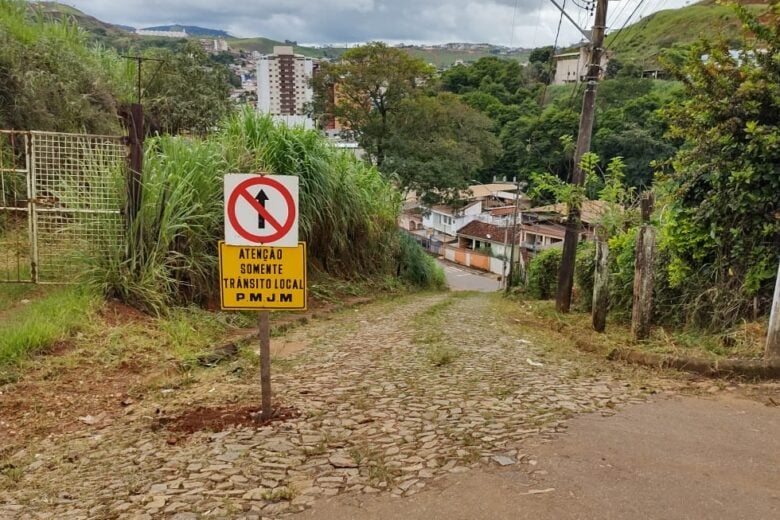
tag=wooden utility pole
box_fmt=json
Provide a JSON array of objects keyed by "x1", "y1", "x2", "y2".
[
  {"x1": 555, "y1": 0, "x2": 609, "y2": 313},
  {"x1": 127, "y1": 103, "x2": 143, "y2": 227},
  {"x1": 121, "y1": 56, "x2": 161, "y2": 242},
  {"x1": 505, "y1": 178, "x2": 525, "y2": 293},
  {"x1": 591, "y1": 226, "x2": 610, "y2": 333},
  {"x1": 766, "y1": 259, "x2": 780, "y2": 359},
  {"x1": 631, "y1": 193, "x2": 656, "y2": 341}
]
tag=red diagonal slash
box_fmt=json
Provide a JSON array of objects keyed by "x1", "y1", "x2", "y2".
[{"x1": 239, "y1": 188, "x2": 283, "y2": 231}]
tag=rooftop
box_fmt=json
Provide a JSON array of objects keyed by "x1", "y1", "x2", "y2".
[
  {"x1": 465, "y1": 183, "x2": 522, "y2": 199},
  {"x1": 456, "y1": 220, "x2": 511, "y2": 243}
]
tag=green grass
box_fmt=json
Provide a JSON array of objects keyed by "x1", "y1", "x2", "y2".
[
  {"x1": 0, "y1": 286, "x2": 98, "y2": 366},
  {"x1": 500, "y1": 296, "x2": 767, "y2": 362}
]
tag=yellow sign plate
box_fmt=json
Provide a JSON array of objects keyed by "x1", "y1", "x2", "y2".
[{"x1": 219, "y1": 241, "x2": 307, "y2": 310}]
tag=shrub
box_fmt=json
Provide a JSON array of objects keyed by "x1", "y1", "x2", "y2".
[
  {"x1": 527, "y1": 247, "x2": 562, "y2": 300},
  {"x1": 607, "y1": 227, "x2": 637, "y2": 322},
  {"x1": 397, "y1": 232, "x2": 445, "y2": 289}
]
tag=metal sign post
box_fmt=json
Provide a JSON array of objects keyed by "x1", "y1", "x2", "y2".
[{"x1": 222, "y1": 173, "x2": 305, "y2": 422}]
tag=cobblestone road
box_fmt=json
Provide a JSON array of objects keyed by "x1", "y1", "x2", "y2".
[{"x1": 1, "y1": 292, "x2": 673, "y2": 519}]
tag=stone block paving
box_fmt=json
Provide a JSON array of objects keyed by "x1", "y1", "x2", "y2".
[{"x1": 0, "y1": 293, "x2": 666, "y2": 519}]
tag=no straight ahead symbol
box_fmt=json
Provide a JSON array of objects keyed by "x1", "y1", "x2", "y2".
[{"x1": 224, "y1": 174, "x2": 299, "y2": 247}]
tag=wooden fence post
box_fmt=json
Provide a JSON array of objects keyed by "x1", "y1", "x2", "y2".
[
  {"x1": 631, "y1": 193, "x2": 656, "y2": 341},
  {"x1": 766, "y1": 259, "x2": 780, "y2": 359},
  {"x1": 592, "y1": 226, "x2": 610, "y2": 333}
]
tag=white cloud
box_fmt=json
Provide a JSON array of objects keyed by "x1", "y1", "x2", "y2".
[{"x1": 63, "y1": 0, "x2": 693, "y2": 47}]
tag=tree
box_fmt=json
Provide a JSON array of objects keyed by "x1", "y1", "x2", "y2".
[
  {"x1": 383, "y1": 93, "x2": 500, "y2": 204},
  {"x1": 528, "y1": 46, "x2": 554, "y2": 65},
  {"x1": 312, "y1": 42, "x2": 434, "y2": 165},
  {"x1": 142, "y1": 42, "x2": 233, "y2": 136},
  {"x1": 656, "y1": 2, "x2": 780, "y2": 327}
]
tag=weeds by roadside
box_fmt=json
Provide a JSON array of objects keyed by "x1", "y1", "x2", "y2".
[{"x1": 0, "y1": 285, "x2": 98, "y2": 372}]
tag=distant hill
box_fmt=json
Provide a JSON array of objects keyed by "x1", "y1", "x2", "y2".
[
  {"x1": 229, "y1": 39, "x2": 529, "y2": 67},
  {"x1": 31, "y1": 1, "x2": 129, "y2": 42},
  {"x1": 605, "y1": 0, "x2": 771, "y2": 66},
  {"x1": 403, "y1": 46, "x2": 529, "y2": 68},
  {"x1": 142, "y1": 25, "x2": 229, "y2": 37},
  {"x1": 227, "y1": 37, "x2": 344, "y2": 59}
]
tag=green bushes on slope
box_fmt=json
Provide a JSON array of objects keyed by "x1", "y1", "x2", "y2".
[{"x1": 0, "y1": 0, "x2": 123, "y2": 133}]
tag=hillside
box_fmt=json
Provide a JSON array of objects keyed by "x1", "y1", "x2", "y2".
[
  {"x1": 226, "y1": 39, "x2": 529, "y2": 67},
  {"x1": 31, "y1": 1, "x2": 129, "y2": 43},
  {"x1": 142, "y1": 24, "x2": 229, "y2": 37},
  {"x1": 404, "y1": 47, "x2": 530, "y2": 68},
  {"x1": 605, "y1": 0, "x2": 771, "y2": 66}
]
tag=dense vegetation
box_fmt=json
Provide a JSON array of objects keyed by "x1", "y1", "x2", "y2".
[
  {"x1": 0, "y1": 0, "x2": 236, "y2": 136},
  {"x1": 313, "y1": 42, "x2": 500, "y2": 203},
  {"x1": 0, "y1": 0, "x2": 122, "y2": 133},
  {"x1": 94, "y1": 110, "x2": 443, "y2": 314},
  {"x1": 522, "y1": 3, "x2": 779, "y2": 332},
  {"x1": 654, "y1": 2, "x2": 780, "y2": 328}
]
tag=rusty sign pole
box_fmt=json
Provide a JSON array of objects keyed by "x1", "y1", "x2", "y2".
[{"x1": 259, "y1": 310, "x2": 272, "y2": 421}]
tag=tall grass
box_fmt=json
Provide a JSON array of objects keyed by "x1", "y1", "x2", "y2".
[
  {"x1": 92, "y1": 110, "x2": 438, "y2": 314},
  {"x1": 0, "y1": 286, "x2": 97, "y2": 366}
]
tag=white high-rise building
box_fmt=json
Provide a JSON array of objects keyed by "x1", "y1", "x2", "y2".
[{"x1": 256, "y1": 46, "x2": 316, "y2": 128}]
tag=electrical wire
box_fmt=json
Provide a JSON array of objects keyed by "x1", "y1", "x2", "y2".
[
  {"x1": 606, "y1": 0, "x2": 633, "y2": 32},
  {"x1": 510, "y1": 0, "x2": 520, "y2": 48},
  {"x1": 539, "y1": 0, "x2": 568, "y2": 105},
  {"x1": 606, "y1": 0, "x2": 655, "y2": 53},
  {"x1": 610, "y1": 0, "x2": 669, "y2": 56}
]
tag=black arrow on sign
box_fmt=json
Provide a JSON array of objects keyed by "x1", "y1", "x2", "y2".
[{"x1": 255, "y1": 189, "x2": 269, "y2": 229}]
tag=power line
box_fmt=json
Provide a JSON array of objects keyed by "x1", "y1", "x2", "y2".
[
  {"x1": 606, "y1": 0, "x2": 633, "y2": 30},
  {"x1": 611, "y1": 0, "x2": 668, "y2": 55},
  {"x1": 510, "y1": 0, "x2": 520, "y2": 48},
  {"x1": 606, "y1": 0, "x2": 657, "y2": 53},
  {"x1": 540, "y1": 0, "x2": 568, "y2": 105}
]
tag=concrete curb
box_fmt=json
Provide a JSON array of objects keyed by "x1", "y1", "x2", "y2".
[{"x1": 606, "y1": 347, "x2": 780, "y2": 380}]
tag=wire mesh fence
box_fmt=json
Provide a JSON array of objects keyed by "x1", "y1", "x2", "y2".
[
  {"x1": 0, "y1": 130, "x2": 127, "y2": 283},
  {"x1": 0, "y1": 131, "x2": 32, "y2": 282}
]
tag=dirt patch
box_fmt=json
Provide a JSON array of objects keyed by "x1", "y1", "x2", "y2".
[
  {"x1": 271, "y1": 340, "x2": 309, "y2": 358},
  {"x1": 99, "y1": 299, "x2": 149, "y2": 326},
  {"x1": 44, "y1": 339, "x2": 76, "y2": 357},
  {"x1": 154, "y1": 403, "x2": 299, "y2": 434}
]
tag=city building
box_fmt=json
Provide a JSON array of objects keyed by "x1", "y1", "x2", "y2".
[
  {"x1": 552, "y1": 46, "x2": 610, "y2": 85},
  {"x1": 135, "y1": 29, "x2": 187, "y2": 38},
  {"x1": 256, "y1": 46, "x2": 317, "y2": 128}
]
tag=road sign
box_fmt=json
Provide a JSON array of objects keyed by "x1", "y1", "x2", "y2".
[
  {"x1": 218, "y1": 241, "x2": 307, "y2": 310},
  {"x1": 224, "y1": 174, "x2": 299, "y2": 247}
]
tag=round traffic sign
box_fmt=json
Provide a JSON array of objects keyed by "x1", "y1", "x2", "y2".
[{"x1": 226, "y1": 176, "x2": 296, "y2": 244}]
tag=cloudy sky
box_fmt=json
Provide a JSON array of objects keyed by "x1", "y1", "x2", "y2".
[{"x1": 65, "y1": 0, "x2": 693, "y2": 48}]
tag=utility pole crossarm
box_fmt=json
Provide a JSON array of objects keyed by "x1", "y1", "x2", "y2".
[{"x1": 547, "y1": 0, "x2": 593, "y2": 42}]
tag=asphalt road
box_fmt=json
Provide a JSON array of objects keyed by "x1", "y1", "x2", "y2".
[
  {"x1": 437, "y1": 259, "x2": 501, "y2": 292},
  {"x1": 303, "y1": 395, "x2": 780, "y2": 520}
]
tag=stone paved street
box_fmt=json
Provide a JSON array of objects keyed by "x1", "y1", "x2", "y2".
[{"x1": 0, "y1": 292, "x2": 679, "y2": 519}]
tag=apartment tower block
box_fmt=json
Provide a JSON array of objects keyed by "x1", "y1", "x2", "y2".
[{"x1": 256, "y1": 46, "x2": 316, "y2": 127}]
